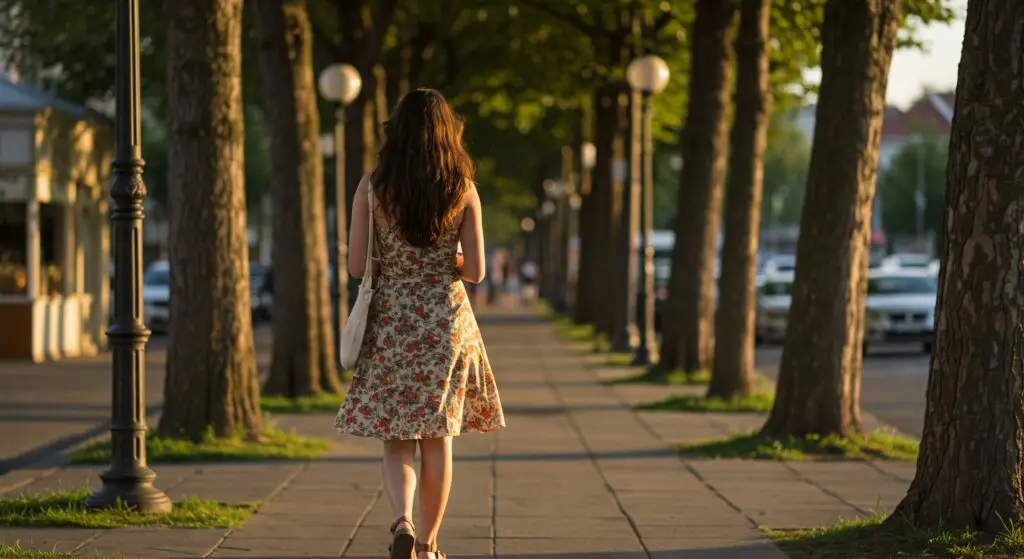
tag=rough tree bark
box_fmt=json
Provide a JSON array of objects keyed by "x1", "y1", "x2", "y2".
[
  {"x1": 160, "y1": 0, "x2": 262, "y2": 441},
  {"x1": 591, "y1": 83, "x2": 622, "y2": 335},
  {"x1": 884, "y1": 1, "x2": 1024, "y2": 533},
  {"x1": 708, "y1": 0, "x2": 772, "y2": 399},
  {"x1": 254, "y1": 0, "x2": 341, "y2": 397},
  {"x1": 573, "y1": 98, "x2": 597, "y2": 325},
  {"x1": 761, "y1": 0, "x2": 899, "y2": 438},
  {"x1": 658, "y1": 0, "x2": 735, "y2": 374}
]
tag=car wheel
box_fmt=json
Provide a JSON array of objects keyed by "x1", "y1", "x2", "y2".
[
  {"x1": 862, "y1": 343, "x2": 869, "y2": 358},
  {"x1": 923, "y1": 342, "x2": 932, "y2": 354}
]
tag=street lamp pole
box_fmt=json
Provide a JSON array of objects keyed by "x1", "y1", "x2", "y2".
[
  {"x1": 626, "y1": 55, "x2": 670, "y2": 366},
  {"x1": 318, "y1": 64, "x2": 362, "y2": 366},
  {"x1": 632, "y1": 91, "x2": 656, "y2": 365},
  {"x1": 88, "y1": 0, "x2": 171, "y2": 512}
]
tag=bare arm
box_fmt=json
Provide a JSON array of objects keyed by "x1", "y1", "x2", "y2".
[
  {"x1": 348, "y1": 175, "x2": 372, "y2": 279},
  {"x1": 458, "y1": 186, "x2": 486, "y2": 283}
]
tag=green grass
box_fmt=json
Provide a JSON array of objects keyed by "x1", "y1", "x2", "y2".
[
  {"x1": 609, "y1": 368, "x2": 711, "y2": 386},
  {"x1": 0, "y1": 488, "x2": 253, "y2": 529},
  {"x1": 767, "y1": 514, "x2": 1024, "y2": 558},
  {"x1": 0, "y1": 544, "x2": 121, "y2": 558},
  {"x1": 635, "y1": 391, "x2": 775, "y2": 413},
  {"x1": 261, "y1": 391, "x2": 347, "y2": 414},
  {"x1": 600, "y1": 352, "x2": 636, "y2": 368},
  {"x1": 677, "y1": 429, "x2": 919, "y2": 461},
  {"x1": 70, "y1": 429, "x2": 329, "y2": 464}
]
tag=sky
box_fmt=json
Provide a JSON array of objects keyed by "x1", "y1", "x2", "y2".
[{"x1": 805, "y1": 0, "x2": 968, "y2": 109}]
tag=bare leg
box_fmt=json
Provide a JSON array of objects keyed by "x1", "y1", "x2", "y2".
[
  {"x1": 417, "y1": 437, "x2": 453, "y2": 558},
  {"x1": 382, "y1": 440, "x2": 418, "y2": 535}
]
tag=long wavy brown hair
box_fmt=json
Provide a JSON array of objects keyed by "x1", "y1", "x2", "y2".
[{"x1": 370, "y1": 88, "x2": 474, "y2": 248}]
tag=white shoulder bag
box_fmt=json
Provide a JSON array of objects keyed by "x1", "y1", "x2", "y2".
[{"x1": 339, "y1": 186, "x2": 376, "y2": 369}]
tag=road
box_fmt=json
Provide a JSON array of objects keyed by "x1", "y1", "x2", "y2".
[{"x1": 757, "y1": 343, "x2": 930, "y2": 437}]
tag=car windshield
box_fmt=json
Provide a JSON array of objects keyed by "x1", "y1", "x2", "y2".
[
  {"x1": 761, "y1": 281, "x2": 791, "y2": 296},
  {"x1": 868, "y1": 275, "x2": 936, "y2": 295},
  {"x1": 144, "y1": 268, "x2": 169, "y2": 287},
  {"x1": 250, "y1": 265, "x2": 267, "y2": 282}
]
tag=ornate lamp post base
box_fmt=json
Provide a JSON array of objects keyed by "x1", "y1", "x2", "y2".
[{"x1": 87, "y1": 468, "x2": 172, "y2": 512}]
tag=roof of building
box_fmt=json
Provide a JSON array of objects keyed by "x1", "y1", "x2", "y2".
[
  {"x1": 0, "y1": 75, "x2": 108, "y2": 123},
  {"x1": 882, "y1": 91, "x2": 955, "y2": 139}
]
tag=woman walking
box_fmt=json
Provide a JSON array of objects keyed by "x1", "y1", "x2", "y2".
[{"x1": 334, "y1": 88, "x2": 505, "y2": 559}]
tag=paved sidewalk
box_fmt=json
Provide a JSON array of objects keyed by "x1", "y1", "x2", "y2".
[{"x1": 0, "y1": 307, "x2": 914, "y2": 558}]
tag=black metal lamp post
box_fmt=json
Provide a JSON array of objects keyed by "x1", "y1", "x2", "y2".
[
  {"x1": 626, "y1": 55, "x2": 670, "y2": 366},
  {"x1": 317, "y1": 63, "x2": 362, "y2": 366},
  {"x1": 87, "y1": 0, "x2": 171, "y2": 513}
]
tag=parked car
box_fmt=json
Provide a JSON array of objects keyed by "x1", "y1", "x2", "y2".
[
  {"x1": 880, "y1": 252, "x2": 932, "y2": 272},
  {"x1": 864, "y1": 270, "x2": 937, "y2": 355},
  {"x1": 142, "y1": 260, "x2": 170, "y2": 333},
  {"x1": 754, "y1": 272, "x2": 794, "y2": 345},
  {"x1": 762, "y1": 254, "x2": 796, "y2": 275},
  {"x1": 250, "y1": 263, "x2": 273, "y2": 321}
]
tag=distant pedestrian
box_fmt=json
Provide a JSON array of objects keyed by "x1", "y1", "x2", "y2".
[
  {"x1": 333, "y1": 89, "x2": 506, "y2": 559},
  {"x1": 519, "y1": 259, "x2": 538, "y2": 304}
]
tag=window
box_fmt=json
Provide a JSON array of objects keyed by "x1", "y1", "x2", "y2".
[
  {"x1": 0, "y1": 129, "x2": 33, "y2": 166},
  {"x1": 868, "y1": 275, "x2": 937, "y2": 295},
  {"x1": 0, "y1": 202, "x2": 26, "y2": 295},
  {"x1": 761, "y1": 282, "x2": 792, "y2": 296}
]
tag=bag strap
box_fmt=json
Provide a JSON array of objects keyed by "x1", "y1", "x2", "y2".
[{"x1": 364, "y1": 184, "x2": 375, "y2": 286}]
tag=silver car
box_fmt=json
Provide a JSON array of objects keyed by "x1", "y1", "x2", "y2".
[
  {"x1": 864, "y1": 271, "x2": 937, "y2": 355},
  {"x1": 755, "y1": 272, "x2": 794, "y2": 345}
]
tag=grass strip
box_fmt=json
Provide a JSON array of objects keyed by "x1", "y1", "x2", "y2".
[
  {"x1": 635, "y1": 391, "x2": 774, "y2": 413},
  {"x1": 0, "y1": 488, "x2": 253, "y2": 529},
  {"x1": 767, "y1": 514, "x2": 1024, "y2": 558},
  {"x1": 70, "y1": 429, "x2": 328, "y2": 464},
  {"x1": 677, "y1": 429, "x2": 918, "y2": 461}
]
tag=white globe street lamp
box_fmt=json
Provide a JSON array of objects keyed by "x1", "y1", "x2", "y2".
[
  {"x1": 625, "y1": 54, "x2": 670, "y2": 366},
  {"x1": 626, "y1": 55, "x2": 671, "y2": 94},
  {"x1": 318, "y1": 62, "x2": 362, "y2": 366},
  {"x1": 318, "y1": 63, "x2": 362, "y2": 105}
]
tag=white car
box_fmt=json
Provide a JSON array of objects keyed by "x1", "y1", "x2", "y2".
[
  {"x1": 762, "y1": 254, "x2": 796, "y2": 275},
  {"x1": 142, "y1": 260, "x2": 170, "y2": 332},
  {"x1": 755, "y1": 272, "x2": 794, "y2": 345},
  {"x1": 880, "y1": 252, "x2": 933, "y2": 272},
  {"x1": 864, "y1": 270, "x2": 937, "y2": 355}
]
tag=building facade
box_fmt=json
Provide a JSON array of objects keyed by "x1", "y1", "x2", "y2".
[{"x1": 0, "y1": 77, "x2": 111, "y2": 361}]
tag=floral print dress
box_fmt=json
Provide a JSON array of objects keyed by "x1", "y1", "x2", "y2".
[{"x1": 334, "y1": 222, "x2": 506, "y2": 440}]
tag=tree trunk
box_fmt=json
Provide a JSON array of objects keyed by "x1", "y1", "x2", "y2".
[
  {"x1": 573, "y1": 100, "x2": 597, "y2": 325},
  {"x1": 658, "y1": 0, "x2": 735, "y2": 374},
  {"x1": 761, "y1": 0, "x2": 899, "y2": 438},
  {"x1": 160, "y1": 0, "x2": 262, "y2": 441},
  {"x1": 885, "y1": 1, "x2": 1024, "y2": 533},
  {"x1": 253, "y1": 0, "x2": 341, "y2": 397},
  {"x1": 591, "y1": 84, "x2": 619, "y2": 335},
  {"x1": 708, "y1": 0, "x2": 772, "y2": 399}
]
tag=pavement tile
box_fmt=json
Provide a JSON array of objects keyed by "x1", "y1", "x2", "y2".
[
  {"x1": 77, "y1": 528, "x2": 227, "y2": 558},
  {"x1": 0, "y1": 527, "x2": 99, "y2": 552},
  {"x1": 497, "y1": 536, "x2": 646, "y2": 555}
]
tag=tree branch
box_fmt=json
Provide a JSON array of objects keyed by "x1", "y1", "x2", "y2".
[
  {"x1": 308, "y1": 15, "x2": 344, "y2": 60},
  {"x1": 364, "y1": 0, "x2": 399, "y2": 66},
  {"x1": 517, "y1": 0, "x2": 613, "y2": 41}
]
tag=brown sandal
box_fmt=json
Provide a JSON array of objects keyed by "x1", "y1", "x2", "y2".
[
  {"x1": 416, "y1": 540, "x2": 446, "y2": 559},
  {"x1": 389, "y1": 516, "x2": 416, "y2": 559}
]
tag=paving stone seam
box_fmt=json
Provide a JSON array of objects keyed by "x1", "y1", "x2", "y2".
[
  {"x1": 682, "y1": 462, "x2": 760, "y2": 527},
  {"x1": 203, "y1": 462, "x2": 309, "y2": 558},
  {"x1": 338, "y1": 485, "x2": 384, "y2": 557},
  {"x1": 778, "y1": 461, "x2": 872, "y2": 517},
  {"x1": 538, "y1": 356, "x2": 652, "y2": 559},
  {"x1": 863, "y1": 459, "x2": 914, "y2": 484},
  {"x1": 68, "y1": 528, "x2": 105, "y2": 554}
]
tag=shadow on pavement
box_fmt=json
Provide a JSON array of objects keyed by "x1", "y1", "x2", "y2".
[{"x1": 315, "y1": 447, "x2": 678, "y2": 464}]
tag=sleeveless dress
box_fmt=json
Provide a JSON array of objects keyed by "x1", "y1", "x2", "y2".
[{"x1": 333, "y1": 221, "x2": 506, "y2": 440}]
